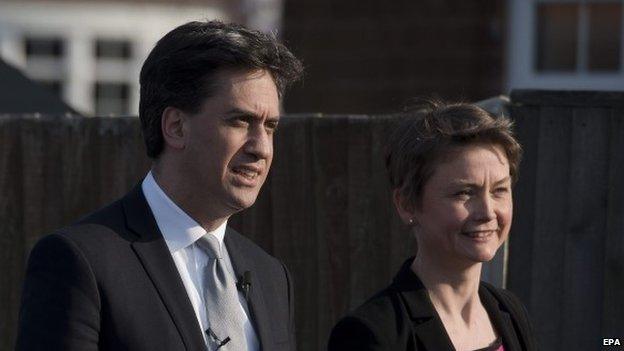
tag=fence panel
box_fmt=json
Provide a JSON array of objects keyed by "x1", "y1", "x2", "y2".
[
  {"x1": 5, "y1": 90, "x2": 622, "y2": 350},
  {"x1": 508, "y1": 90, "x2": 624, "y2": 350}
]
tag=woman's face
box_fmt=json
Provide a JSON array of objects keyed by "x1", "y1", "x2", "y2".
[{"x1": 396, "y1": 143, "x2": 513, "y2": 266}]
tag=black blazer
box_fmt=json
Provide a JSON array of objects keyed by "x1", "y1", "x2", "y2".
[
  {"x1": 328, "y1": 259, "x2": 536, "y2": 351},
  {"x1": 16, "y1": 185, "x2": 296, "y2": 351}
]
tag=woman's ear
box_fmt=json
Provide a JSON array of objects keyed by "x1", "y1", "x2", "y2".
[
  {"x1": 161, "y1": 106, "x2": 187, "y2": 151},
  {"x1": 393, "y1": 188, "x2": 417, "y2": 226}
]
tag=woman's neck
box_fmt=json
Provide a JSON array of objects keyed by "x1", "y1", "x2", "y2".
[{"x1": 411, "y1": 254, "x2": 483, "y2": 320}]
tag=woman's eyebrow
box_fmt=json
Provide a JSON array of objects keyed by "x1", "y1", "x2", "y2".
[{"x1": 448, "y1": 176, "x2": 511, "y2": 188}]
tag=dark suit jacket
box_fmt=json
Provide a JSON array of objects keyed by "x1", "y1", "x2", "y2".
[
  {"x1": 16, "y1": 185, "x2": 296, "y2": 351},
  {"x1": 328, "y1": 259, "x2": 536, "y2": 351}
]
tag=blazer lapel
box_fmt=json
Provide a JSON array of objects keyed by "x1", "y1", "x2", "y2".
[
  {"x1": 122, "y1": 185, "x2": 206, "y2": 351},
  {"x1": 393, "y1": 259, "x2": 455, "y2": 351},
  {"x1": 224, "y1": 228, "x2": 273, "y2": 350},
  {"x1": 479, "y1": 287, "x2": 522, "y2": 351},
  {"x1": 405, "y1": 293, "x2": 455, "y2": 351}
]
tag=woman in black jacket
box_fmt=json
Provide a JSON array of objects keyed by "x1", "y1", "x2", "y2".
[{"x1": 328, "y1": 101, "x2": 536, "y2": 351}]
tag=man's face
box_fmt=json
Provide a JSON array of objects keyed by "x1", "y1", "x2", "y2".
[{"x1": 180, "y1": 69, "x2": 280, "y2": 217}]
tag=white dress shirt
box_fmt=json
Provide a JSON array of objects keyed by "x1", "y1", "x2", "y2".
[{"x1": 142, "y1": 171, "x2": 259, "y2": 350}]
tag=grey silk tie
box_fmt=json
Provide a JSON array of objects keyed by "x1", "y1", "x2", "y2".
[{"x1": 196, "y1": 235, "x2": 248, "y2": 351}]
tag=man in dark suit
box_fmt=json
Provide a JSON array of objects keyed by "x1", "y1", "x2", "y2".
[{"x1": 16, "y1": 20, "x2": 302, "y2": 351}]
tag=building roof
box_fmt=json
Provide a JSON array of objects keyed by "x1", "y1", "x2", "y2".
[
  {"x1": 0, "y1": 59, "x2": 75, "y2": 114},
  {"x1": 2, "y1": 0, "x2": 233, "y2": 6}
]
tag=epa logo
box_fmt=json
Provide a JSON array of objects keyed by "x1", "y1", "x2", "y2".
[{"x1": 604, "y1": 338, "x2": 622, "y2": 346}]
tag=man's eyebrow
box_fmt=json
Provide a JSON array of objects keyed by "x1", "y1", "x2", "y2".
[
  {"x1": 493, "y1": 176, "x2": 511, "y2": 185},
  {"x1": 223, "y1": 108, "x2": 258, "y2": 118},
  {"x1": 223, "y1": 108, "x2": 280, "y2": 121}
]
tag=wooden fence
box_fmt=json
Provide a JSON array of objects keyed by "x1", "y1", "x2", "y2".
[
  {"x1": 508, "y1": 90, "x2": 624, "y2": 350},
  {"x1": 1, "y1": 89, "x2": 622, "y2": 350}
]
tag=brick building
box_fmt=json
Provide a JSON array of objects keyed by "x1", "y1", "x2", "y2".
[{"x1": 282, "y1": 0, "x2": 624, "y2": 114}]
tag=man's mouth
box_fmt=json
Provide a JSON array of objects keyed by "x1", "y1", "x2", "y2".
[{"x1": 231, "y1": 166, "x2": 260, "y2": 180}]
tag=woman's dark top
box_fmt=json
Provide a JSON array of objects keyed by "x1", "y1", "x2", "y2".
[{"x1": 328, "y1": 259, "x2": 536, "y2": 351}]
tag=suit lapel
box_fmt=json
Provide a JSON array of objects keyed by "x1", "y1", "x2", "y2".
[
  {"x1": 122, "y1": 185, "x2": 205, "y2": 351},
  {"x1": 225, "y1": 228, "x2": 273, "y2": 350},
  {"x1": 479, "y1": 287, "x2": 522, "y2": 351},
  {"x1": 401, "y1": 290, "x2": 455, "y2": 350},
  {"x1": 393, "y1": 259, "x2": 455, "y2": 351}
]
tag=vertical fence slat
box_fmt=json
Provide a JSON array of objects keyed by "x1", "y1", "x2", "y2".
[
  {"x1": 531, "y1": 106, "x2": 572, "y2": 349},
  {"x1": 269, "y1": 117, "x2": 318, "y2": 351},
  {"x1": 347, "y1": 116, "x2": 381, "y2": 305},
  {"x1": 312, "y1": 116, "x2": 350, "y2": 346},
  {"x1": 507, "y1": 104, "x2": 539, "y2": 299},
  {"x1": 603, "y1": 108, "x2": 624, "y2": 337},
  {"x1": 376, "y1": 118, "x2": 416, "y2": 279},
  {"x1": 0, "y1": 117, "x2": 23, "y2": 351},
  {"x1": 20, "y1": 118, "x2": 45, "y2": 256},
  {"x1": 561, "y1": 108, "x2": 610, "y2": 350}
]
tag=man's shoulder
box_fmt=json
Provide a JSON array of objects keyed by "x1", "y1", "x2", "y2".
[
  {"x1": 40, "y1": 190, "x2": 141, "y2": 255},
  {"x1": 225, "y1": 227, "x2": 282, "y2": 268},
  {"x1": 59, "y1": 197, "x2": 132, "y2": 242}
]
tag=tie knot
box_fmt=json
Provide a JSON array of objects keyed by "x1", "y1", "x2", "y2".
[{"x1": 196, "y1": 235, "x2": 222, "y2": 259}]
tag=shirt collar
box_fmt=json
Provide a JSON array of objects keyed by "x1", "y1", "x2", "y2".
[{"x1": 141, "y1": 170, "x2": 226, "y2": 253}]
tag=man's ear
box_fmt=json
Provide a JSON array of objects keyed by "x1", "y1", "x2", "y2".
[
  {"x1": 393, "y1": 188, "x2": 417, "y2": 226},
  {"x1": 161, "y1": 106, "x2": 187, "y2": 151}
]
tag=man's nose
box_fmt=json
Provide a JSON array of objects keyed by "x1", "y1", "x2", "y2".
[{"x1": 245, "y1": 125, "x2": 272, "y2": 160}]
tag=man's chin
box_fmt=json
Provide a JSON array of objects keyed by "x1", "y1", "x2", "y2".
[{"x1": 226, "y1": 194, "x2": 259, "y2": 213}]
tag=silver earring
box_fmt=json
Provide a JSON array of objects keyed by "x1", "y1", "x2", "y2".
[{"x1": 408, "y1": 218, "x2": 414, "y2": 225}]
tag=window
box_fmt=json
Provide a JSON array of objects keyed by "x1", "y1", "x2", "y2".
[
  {"x1": 94, "y1": 82, "x2": 130, "y2": 116},
  {"x1": 25, "y1": 37, "x2": 64, "y2": 58},
  {"x1": 535, "y1": 1, "x2": 622, "y2": 73},
  {"x1": 588, "y1": 3, "x2": 622, "y2": 70},
  {"x1": 95, "y1": 39, "x2": 132, "y2": 59},
  {"x1": 506, "y1": 0, "x2": 624, "y2": 91},
  {"x1": 536, "y1": 3, "x2": 579, "y2": 71}
]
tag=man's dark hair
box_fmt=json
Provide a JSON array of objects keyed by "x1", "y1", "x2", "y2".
[{"x1": 139, "y1": 20, "x2": 303, "y2": 159}]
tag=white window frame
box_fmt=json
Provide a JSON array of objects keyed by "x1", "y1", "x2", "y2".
[{"x1": 506, "y1": 0, "x2": 624, "y2": 92}]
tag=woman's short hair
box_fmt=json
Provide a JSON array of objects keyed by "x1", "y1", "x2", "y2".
[{"x1": 385, "y1": 100, "x2": 522, "y2": 207}]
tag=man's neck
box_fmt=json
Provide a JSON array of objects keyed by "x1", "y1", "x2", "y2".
[{"x1": 151, "y1": 166, "x2": 229, "y2": 232}]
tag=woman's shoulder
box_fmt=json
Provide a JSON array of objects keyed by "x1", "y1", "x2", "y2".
[
  {"x1": 328, "y1": 285, "x2": 413, "y2": 351},
  {"x1": 350, "y1": 284, "x2": 409, "y2": 323}
]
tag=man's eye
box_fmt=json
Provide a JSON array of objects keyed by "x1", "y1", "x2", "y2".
[
  {"x1": 494, "y1": 187, "x2": 509, "y2": 195},
  {"x1": 265, "y1": 122, "x2": 279, "y2": 132},
  {"x1": 230, "y1": 118, "x2": 250, "y2": 127},
  {"x1": 454, "y1": 190, "x2": 472, "y2": 198}
]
